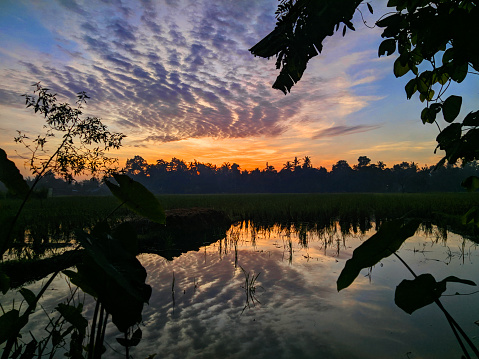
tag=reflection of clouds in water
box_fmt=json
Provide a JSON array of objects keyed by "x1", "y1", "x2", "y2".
[
  {"x1": 116, "y1": 225, "x2": 479, "y2": 359},
  {"x1": 2, "y1": 225, "x2": 478, "y2": 358},
  {"x1": 126, "y1": 249, "x2": 341, "y2": 359}
]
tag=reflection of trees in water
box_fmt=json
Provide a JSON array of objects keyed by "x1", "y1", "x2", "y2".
[
  {"x1": 218, "y1": 218, "x2": 373, "y2": 261},
  {"x1": 217, "y1": 217, "x2": 474, "y2": 267}
]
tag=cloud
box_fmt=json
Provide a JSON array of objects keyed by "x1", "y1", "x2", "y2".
[
  {"x1": 0, "y1": 0, "x2": 383, "y2": 150},
  {"x1": 312, "y1": 125, "x2": 381, "y2": 139},
  {"x1": 57, "y1": 0, "x2": 87, "y2": 15}
]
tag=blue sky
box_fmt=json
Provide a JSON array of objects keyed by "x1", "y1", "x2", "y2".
[{"x1": 0, "y1": 0, "x2": 477, "y2": 175}]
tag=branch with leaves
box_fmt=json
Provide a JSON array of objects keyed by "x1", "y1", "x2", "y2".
[
  {"x1": 17, "y1": 83, "x2": 125, "y2": 183},
  {"x1": 251, "y1": 0, "x2": 478, "y2": 168}
]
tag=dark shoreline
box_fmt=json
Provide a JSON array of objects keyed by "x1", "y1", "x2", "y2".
[{"x1": 1, "y1": 208, "x2": 232, "y2": 288}]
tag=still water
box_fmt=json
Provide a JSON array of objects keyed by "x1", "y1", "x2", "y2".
[{"x1": 6, "y1": 221, "x2": 479, "y2": 358}]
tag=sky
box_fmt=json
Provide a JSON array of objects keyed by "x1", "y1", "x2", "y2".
[{"x1": 1, "y1": 0, "x2": 478, "y2": 176}]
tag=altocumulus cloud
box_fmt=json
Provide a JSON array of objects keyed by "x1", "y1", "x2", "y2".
[{"x1": 0, "y1": 0, "x2": 378, "y2": 145}]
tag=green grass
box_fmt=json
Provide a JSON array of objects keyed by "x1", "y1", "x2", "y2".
[{"x1": 157, "y1": 192, "x2": 479, "y2": 224}]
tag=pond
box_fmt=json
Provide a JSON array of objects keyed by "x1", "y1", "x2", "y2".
[{"x1": 3, "y1": 220, "x2": 479, "y2": 358}]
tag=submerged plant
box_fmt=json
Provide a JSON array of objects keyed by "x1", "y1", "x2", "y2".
[{"x1": 240, "y1": 266, "x2": 263, "y2": 314}]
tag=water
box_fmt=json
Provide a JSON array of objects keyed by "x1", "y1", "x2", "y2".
[{"x1": 2, "y1": 221, "x2": 479, "y2": 358}]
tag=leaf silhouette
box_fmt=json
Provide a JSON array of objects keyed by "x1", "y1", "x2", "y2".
[
  {"x1": 337, "y1": 218, "x2": 421, "y2": 291},
  {"x1": 0, "y1": 148, "x2": 29, "y2": 198},
  {"x1": 395, "y1": 274, "x2": 476, "y2": 314},
  {"x1": 105, "y1": 173, "x2": 165, "y2": 224}
]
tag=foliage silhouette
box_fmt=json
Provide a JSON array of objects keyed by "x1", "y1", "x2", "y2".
[
  {"x1": 105, "y1": 173, "x2": 166, "y2": 224},
  {"x1": 336, "y1": 217, "x2": 421, "y2": 291},
  {"x1": 251, "y1": 0, "x2": 478, "y2": 168},
  {"x1": 395, "y1": 274, "x2": 476, "y2": 315},
  {"x1": 0, "y1": 84, "x2": 162, "y2": 358},
  {"x1": 0, "y1": 149, "x2": 29, "y2": 198},
  {"x1": 17, "y1": 83, "x2": 125, "y2": 182},
  {"x1": 336, "y1": 214, "x2": 479, "y2": 357}
]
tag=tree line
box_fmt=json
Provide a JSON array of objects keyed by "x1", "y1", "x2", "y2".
[
  {"x1": 5, "y1": 154, "x2": 473, "y2": 196},
  {"x1": 119, "y1": 155, "x2": 477, "y2": 194},
  {"x1": 3, "y1": 155, "x2": 477, "y2": 196}
]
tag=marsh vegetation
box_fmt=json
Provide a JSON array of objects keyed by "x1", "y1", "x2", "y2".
[{"x1": 2, "y1": 205, "x2": 479, "y2": 358}]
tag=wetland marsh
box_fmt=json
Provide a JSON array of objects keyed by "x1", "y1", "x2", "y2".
[{"x1": 1, "y1": 193, "x2": 479, "y2": 358}]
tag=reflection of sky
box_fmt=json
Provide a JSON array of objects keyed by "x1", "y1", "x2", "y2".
[
  {"x1": 124, "y1": 223, "x2": 479, "y2": 358},
  {"x1": 2, "y1": 223, "x2": 479, "y2": 358}
]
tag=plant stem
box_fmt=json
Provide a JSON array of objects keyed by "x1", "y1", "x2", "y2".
[
  {"x1": 394, "y1": 252, "x2": 479, "y2": 358},
  {"x1": 392, "y1": 252, "x2": 417, "y2": 278},
  {"x1": 94, "y1": 305, "x2": 105, "y2": 359},
  {"x1": 5, "y1": 136, "x2": 69, "y2": 253},
  {"x1": 88, "y1": 301, "x2": 101, "y2": 359},
  {"x1": 124, "y1": 331, "x2": 130, "y2": 359},
  {"x1": 435, "y1": 298, "x2": 479, "y2": 358},
  {"x1": 100, "y1": 312, "x2": 109, "y2": 355},
  {"x1": 104, "y1": 200, "x2": 127, "y2": 221},
  {"x1": 440, "y1": 303, "x2": 470, "y2": 359}
]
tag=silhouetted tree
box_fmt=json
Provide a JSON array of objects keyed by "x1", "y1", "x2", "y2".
[
  {"x1": 282, "y1": 161, "x2": 293, "y2": 172},
  {"x1": 293, "y1": 157, "x2": 301, "y2": 171},
  {"x1": 302, "y1": 156, "x2": 312, "y2": 169},
  {"x1": 355, "y1": 156, "x2": 371, "y2": 169},
  {"x1": 125, "y1": 156, "x2": 148, "y2": 177},
  {"x1": 115, "y1": 155, "x2": 476, "y2": 194}
]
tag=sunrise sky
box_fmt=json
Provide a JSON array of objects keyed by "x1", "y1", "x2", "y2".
[{"x1": 1, "y1": 0, "x2": 478, "y2": 176}]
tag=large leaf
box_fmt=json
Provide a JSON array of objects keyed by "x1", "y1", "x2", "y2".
[
  {"x1": 19, "y1": 288, "x2": 37, "y2": 311},
  {"x1": 0, "y1": 309, "x2": 28, "y2": 344},
  {"x1": 395, "y1": 274, "x2": 476, "y2": 314},
  {"x1": 0, "y1": 148, "x2": 29, "y2": 198},
  {"x1": 56, "y1": 303, "x2": 88, "y2": 336},
  {"x1": 75, "y1": 231, "x2": 150, "y2": 304},
  {"x1": 105, "y1": 174, "x2": 165, "y2": 224},
  {"x1": 378, "y1": 39, "x2": 396, "y2": 57},
  {"x1": 436, "y1": 123, "x2": 462, "y2": 150},
  {"x1": 405, "y1": 78, "x2": 417, "y2": 99},
  {"x1": 73, "y1": 230, "x2": 152, "y2": 333},
  {"x1": 463, "y1": 111, "x2": 479, "y2": 127},
  {"x1": 393, "y1": 56, "x2": 410, "y2": 77},
  {"x1": 112, "y1": 222, "x2": 138, "y2": 256},
  {"x1": 249, "y1": 0, "x2": 362, "y2": 94},
  {"x1": 63, "y1": 269, "x2": 98, "y2": 298},
  {"x1": 442, "y1": 95, "x2": 462, "y2": 123},
  {"x1": 116, "y1": 328, "x2": 142, "y2": 347},
  {"x1": 337, "y1": 218, "x2": 421, "y2": 291}
]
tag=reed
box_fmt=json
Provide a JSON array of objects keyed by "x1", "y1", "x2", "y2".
[
  {"x1": 240, "y1": 266, "x2": 262, "y2": 313},
  {"x1": 2, "y1": 192, "x2": 478, "y2": 253}
]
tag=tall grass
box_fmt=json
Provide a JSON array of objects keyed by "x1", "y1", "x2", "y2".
[
  {"x1": 157, "y1": 192, "x2": 479, "y2": 224},
  {"x1": 2, "y1": 192, "x2": 478, "y2": 250}
]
